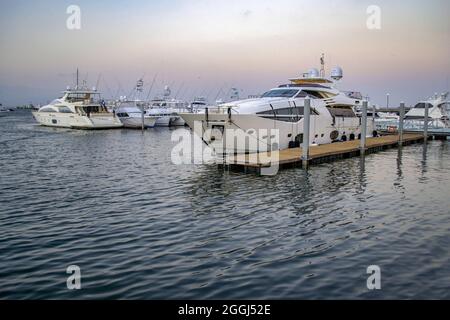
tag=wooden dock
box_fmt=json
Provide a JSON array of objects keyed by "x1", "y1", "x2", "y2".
[{"x1": 220, "y1": 133, "x2": 424, "y2": 174}]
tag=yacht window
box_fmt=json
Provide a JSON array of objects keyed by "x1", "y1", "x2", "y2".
[
  {"x1": 40, "y1": 107, "x2": 57, "y2": 112},
  {"x1": 414, "y1": 103, "x2": 433, "y2": 109},
  {"x1": 257, "y1": 107, "x2": 319, "y2": 116},
  {"x1": 261, "y1": 89, "x2": 299, "y2": 98},
  {"x1": 327, "y1": 107, "x2": 356, "y2": 117},
  {"x1": 58, "y1": 106, "x2": 73, "y2": 113},
  {"x1": 117, "y1": 113, "x2": 129, "y2": 117},
  {"x1": 302, "y1": 90, "x2": 336, "y2": 99},
  {"x1": 294, "y1": 91, "x2": 308, "y2": 98}
]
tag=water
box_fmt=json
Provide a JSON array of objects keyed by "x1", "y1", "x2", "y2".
[{"x1": 1, "y1": 111, "x2": 450, "y2": 299}]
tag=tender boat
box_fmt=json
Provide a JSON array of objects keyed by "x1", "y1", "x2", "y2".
[
  {"x1": 32, "y1": 86, "x2": 123, "y2": 129},
  {"x1": 180, "y1": 58, "x2": 376, "y2": 155}
]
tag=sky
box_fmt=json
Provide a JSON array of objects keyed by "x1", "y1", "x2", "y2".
[{"x1": 0, "y1": 0, "x2": 449, "y2": 106}]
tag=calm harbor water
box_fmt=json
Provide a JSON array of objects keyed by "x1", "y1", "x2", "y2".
[{"x1": 1, "y1": 110, "x2": 449, "y2": 299}]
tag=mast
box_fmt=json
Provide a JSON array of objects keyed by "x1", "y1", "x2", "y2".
[{"x1": 76, "y1": 68, "x2": 79, "y2": 89}]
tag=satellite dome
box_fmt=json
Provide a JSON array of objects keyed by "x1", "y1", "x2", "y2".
[
  {"x1": 308, "y1": 68, "x2": 320, "y2": 78},
  {"x1": 331, "y1": 66, "x2": 343, "y2": 80}
]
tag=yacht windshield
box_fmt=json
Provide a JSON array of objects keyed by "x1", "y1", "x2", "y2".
[
  {"x1": 261, "y1": 89, "x2": 299, "y2": 98},
  {"x1": 414, "y1": 103, "x2": 433, "y2": 109}
]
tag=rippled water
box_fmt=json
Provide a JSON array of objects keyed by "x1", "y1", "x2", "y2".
[{"x1": 1, "y1": 111, "x2": 449, "y2": 299}]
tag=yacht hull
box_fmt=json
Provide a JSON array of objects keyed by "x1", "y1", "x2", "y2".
[
  {"x1": 32, "y1": 112, "x2": 123, "y2": 129},
  {"x1": 180, "y1": 113, "x2": 372, "y2": 154},
  {"x1": 119, "y1": 116, "x2": 157, "y2": 128},
  {"x1": 155, "y1": 116, "x2": 171, "y2": 127}
]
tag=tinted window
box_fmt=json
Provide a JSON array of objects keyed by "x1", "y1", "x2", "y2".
[
  {"x1": 40, "y1": 107, "x2": 56, "y2": 112},
  {"x1": 414, "y1": 103, "x2": 433, "y2": 109},
  {"x1": 261, "y1": 89, "x2": 299, "y2": 98},
  {"x1": 58, "y1": 106, "x2": 73, "y2": 113}
]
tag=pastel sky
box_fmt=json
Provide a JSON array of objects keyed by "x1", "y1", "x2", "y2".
[{"x1": 0, "y1": 0, "x2": 449, "y2": 106}]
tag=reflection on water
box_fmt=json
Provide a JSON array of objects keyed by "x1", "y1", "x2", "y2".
[{"x1": 0, "y1": 111, "x2": 450, "y2": 299}]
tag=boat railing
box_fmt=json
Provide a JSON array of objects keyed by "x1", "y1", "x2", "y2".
[{"x1": 376, "y1": 118, "x2": 448, "y2": 131}]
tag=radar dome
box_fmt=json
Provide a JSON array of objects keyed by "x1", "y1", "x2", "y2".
[
  {"x1": 163, "y1": 85, "x2": 171, "y2": 97},
  {"x1": 331, "y1": 67, "x2": 343, "y2": 80},
  {"x1": 308, "y1": 68, "x2": 320, "y2": 78}
]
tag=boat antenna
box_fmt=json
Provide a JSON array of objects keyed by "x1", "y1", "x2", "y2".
[
  {"x1": 320, "y1": 53, "x2": 325, "y2": 78},
  {"x1": 95, "y1": 74, "x2": 102, "y2": 91},
  {"x1": 214, "y1": 86, "x2": 224, "y2": 102},
  {"x1": 76, "y1": 68, "x2": 79, "y2": 89},
  {"x1": 145, "y1": 73, "x2": 158, "y2": 101}
]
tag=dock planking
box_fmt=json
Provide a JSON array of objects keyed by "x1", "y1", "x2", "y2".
[{"x1": 223, "y1": 133, "x2": 424, "y2": 173}]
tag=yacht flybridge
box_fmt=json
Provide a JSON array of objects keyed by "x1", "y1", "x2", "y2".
[
  {"x1": 180, "y1": 58, "x2": 375, "y2": 154},
  {"x1": 32, "y1": 83, "x2": 122, "y2": 129}
]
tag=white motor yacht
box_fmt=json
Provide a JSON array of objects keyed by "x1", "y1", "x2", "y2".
[
  {"x1": 114, "y1": 101, "x2": 158, "y2": 128},
  {"x1": 147, "y1": 98, "x2": 175, "y2": 127},
  {"x1": 180, "y1": 58, "x2": 375, "y2": 155},
  {"x1": 32, "y1": 85, "x2": 122, "y2": 129},
  {"x1": 148, "y1": 86, "x2": 190, "y2": 126}
]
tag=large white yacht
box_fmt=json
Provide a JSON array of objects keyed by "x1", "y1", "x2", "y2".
[
  {"x1": 404, "y1": 92, "x2": 449, "y2": 128},
  {"x1": 32, "y1": 85, "x2": 122, "y2": 129},
  {"x1": 180, "y1": 60, "x2": 375, "y2": 154}
]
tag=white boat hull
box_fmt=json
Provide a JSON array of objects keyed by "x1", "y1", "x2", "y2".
[
  {"x1": 180, "y1": 113, "x2": 374, "y2": 154},
  {"x1": 155, "y1": 116, "x2": 171, "y2": 127},
  {"x1": 32, "y1": 112, "x2": 123, "y2": 129},
  {"x1": 119, "y1": 116, "x2": 157, "y2": 128}
]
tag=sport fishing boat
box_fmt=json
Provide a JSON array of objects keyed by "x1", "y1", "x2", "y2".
[
  {"x1": 180, "y1": 57, "x2": 375, "y2": 154},
  {"x1": 114, "y1": 100, "x2": 158, "y2": 128},
  {"x1": 147, "y1": 98, "x2": 177, "y2": 127},
  {"x1": 404, "y1": 92, "x2": 449, "y2": 128},
  {"x1": 148, "y1": 86, "x2": 189, "y2": 126}
]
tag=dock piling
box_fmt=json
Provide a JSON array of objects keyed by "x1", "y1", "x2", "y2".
[
  {"x1": 399, "y1": 102, "x2": 405, "y2": 145},
  {"x1": 302, "y1": 98, "x2": 311, "y2": 167},
  {"x1": 141, "y1": 104, "x2": 145, "y2": 132},
  {"x1": 424, "y1": 102, "x2": 429, "y2": 140},
  {"x1": 372, "y1": 104, "x2": 376, "y2": 129},
  {"x1": 360, "y1": 100, "x2": 368, "y2": 153}
]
